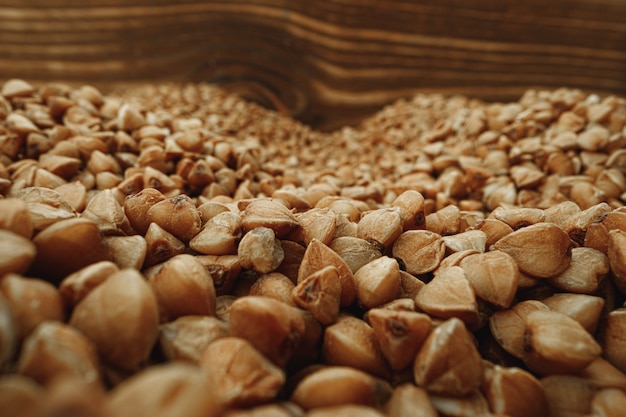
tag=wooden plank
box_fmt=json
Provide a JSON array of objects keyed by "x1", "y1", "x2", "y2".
[{"x1": 0, "y1": 0, "x2": 624, "y2": 129}]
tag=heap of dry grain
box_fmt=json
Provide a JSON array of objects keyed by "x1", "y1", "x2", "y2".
[{"x1": 0, "y1": 78, "x2": 626, "y2": 417}]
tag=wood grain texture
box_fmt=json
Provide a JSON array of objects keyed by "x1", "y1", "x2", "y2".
[{"x1": 0, "y1": 0, "x2": 625, "y2": 129}]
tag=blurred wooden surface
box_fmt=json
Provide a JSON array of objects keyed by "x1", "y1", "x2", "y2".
[{"x1": 0, "y1": 0, "x2": 625, "y2": 129}]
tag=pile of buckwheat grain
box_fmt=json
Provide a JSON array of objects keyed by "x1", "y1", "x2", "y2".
[{"x1": 1, "y1": 78, "x2": 626, "y2": 417}]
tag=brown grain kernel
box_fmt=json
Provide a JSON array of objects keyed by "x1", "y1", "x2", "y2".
[
  {"x1": 384, "y1": 384, "x2": 437, "y2": 417},
  {"x1": 288, "y1": 311, "x2": 323, "y2": 371},
  {"x1": 570, "y1": 181, "x2": 607, "y2": 210},
  {"x1": 69, "y1": 269, "x2": 159, "y2": 371},
  {"x1": 2, "y1": 79, "x2": 34, "y2": 98},
  {"x1": 117, "y1": 103, "x2": 145, "y2": 132},
  {"x1": 200, "y1": 337, "x2": 285, "y2": 409},
  {"x1": 482, "y1": 364, "x2": 549, "y2": 417},
  {"x1": 272, "y1": 188, "x2": 311, "y2": 212},
  {"x1": 490, "y1": 206, "x2": 546, "y2": 229},
  {"x1": 482, "y1": 177, "x2": 517, "y2": 210},
  {"x1": 608, "y1": 229, "x2": 626, "y2": 293},
  {"x1": 392, "y1": 230, "x2": 445, "y2": 275},
  {"x1": 38, "y1": 154, "x2": 82, "y2": 181},
  {"x1": 510, "y1": 164, "x2": 546, "y2": 189},
  {"x1": 424, "y1": 204, "x2": 460, "y2": 235},
  {"x1": 238, "y1": 226, "x2": 284, "y2": 274},
  {"x1": 290, "y1": 207, "x2": 336, "y2": 246},
  {"x1": 142, "y1": 165, "x2": 176, "y2": 192},
  {"x1": 563, "y1": 201, "x2": 611, "y2": 244},
  {"x1": 146, "y1": 194, "x2": 201, "y2": 242},
  {"x1": 577, "y1": 357, "x2": 626, "y2": 391},
  {"x1": 214, "y1": 295, "x2": 236, "y2": 322},
  {"x1": 357, "y1": 207, "x2": 404, "y2": 250},
  {"x1": 307, "y1": 405, "x2": 386, "y2": 417},
  {"x1": 196, "y1": 254, "x2": 242, "y2": 295},
  {"x1": 323, "y1": 315, "x2": 390, "y2": 378},
  {"x1": 326, "y1": 199, "x2": 362, "y2": 223},
  {"x1": 81, "y1": 188, "x2": 132, "y2": 235},
  {"x1": 17, "y1": 321, "x2": 101, "y2": 388},
  {"x1": 159, "y1": 315, "x2": 228, "y2": 363},
  {"x1": 143, "y1": 222, "x2": 185, "y2": 268},
  {"x1": 542, "y1": 293, "x2": 605, "y2": 334},
  {"x1": 59, "y1": 260, "x2": 118, "y2": 307},
  {"x1": 55, "y1": 180, "x2": 87, "y2": 212},
  {"x1": 222, "y1": 403, "x2": 304, "y2": 417},
  {"x1": 475, "y1": 218, "x2": 514, "y2": 248},
  {"x1": 429, "y1": 391, "x2": 491, "y2": 416},
  {"x1": 34, "y1": 167, "x2": 66, "y2": 189},
  {"x1": 197, "y1": 200, "x2": 231, "y2": 223},
  {"x1": 0, "y1": 293, "x2": 16, "y2": 370},
  {"x1": 290, "y1": 366, "x2": 390, "y2": 410},
  {"x1": 369, "y1": 308, "x2": 432, "y2": 371},
  {"x1": 353, "y1": 256, "x2": 401, "y2": 309},
  {"x1": 16, "y1": 186, "x2": 76, "y2": 231},
  {"x1": 239, "y1": 198, "x2": 300, "y2": 237},
  {"x1": 0, "y1": 274, "x2": 66, "y2": 342},
  {"x1": 459, "y1": 250, "x2": 519, "y2": 309},
  {"x1": 547, "y1": 247, "x2": 609, "y2": 294},
  {"x1": 190, "y1": 211, "x2": 242, "y2": 255},
  {"x1": 391, "y1": 190, "x2": 426, "y2": 231},
  {"x1": 442, "y1": 229, "x2": 487, "y2": 253},
  {"x1": 413, "y1": 317, "x2": 483, "y2": 396},
  {"x1": 494, "y1": 222, "x2": 572, "y2": 278},
  {"x1": 584, "y1": 210, "x2": 626, "y2": 253},
  {"x1": 250, "y1": 272, "x2": 296, "y2": 306},
  {"x1": 591, "y1": 388, "x2": 626, "y2": 417},
  {"x1": 7, "y1": 113, "x2": 40, "y2": 137},
  {"x1": 397, "y1": 271, "x2": 425, "y2": 299},
  {"x1": 541, "y1": 375, "x2": 596, "y2": 417},
  {"x1": 489, "y1": 300, "x2": 550, "y2": 359},
  {"x1": 415, "y1": 266, "x2": 479, "y2": 328},
  {"x1": 298, "y1": 239, "x2": 356, "y2": 307},
  {"x1": 292, "y1": 266, "x2": 341, "y2": 325},
  {"x1": 601, "y1": 308, "x2": 626, "y2": 374},
  {"x1": 329, "y1": 236, "x2": 382, "y2": 275},
  {"x1": 123, "y1": 187, "x2": 166, "y2": 234},
  {"x1": 148, "y1": 254, "x2": 217, "y2": 322},
  {"x1": 103, "y1": 234, "x2": 147, "y2": 269},
  {"x1": 595, "y1": 168, "x2": 626, "y2": 199},
  {"x1": 523, "y1": 310, "x2": 601, "y2": 374},
  {"x1": 0, "y1": 375, "x2": 45, "y2": 417},
  {"x1": 109, "y1": 362, "x2": 221, "y2": 417},
  {"x1": 0, "y1": 229, "x2": 36, "y2": 276},
  {"x1": 228, "y1": 296, "x2": 305, "y2": 367}
]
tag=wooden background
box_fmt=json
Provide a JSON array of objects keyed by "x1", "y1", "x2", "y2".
[{"x1": 0, "y1": 0, "x2": 625, "y2": 129}]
